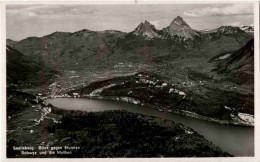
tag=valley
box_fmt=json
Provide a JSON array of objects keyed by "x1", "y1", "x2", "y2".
[{"x1": 6, "y1": 15, "x2": 255, "y2": 157}]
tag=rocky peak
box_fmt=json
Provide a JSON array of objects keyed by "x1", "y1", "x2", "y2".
[
  {"x1": 162, "y1": 16, "x2": 198, "y2": 40},
  {"x1": 240, "y1": 26, "x2": 254, "y2": 33},
  {"x1": 169, "y1": 16, "x2": 191, "y2": 30},
  {"x1": 134, "y1": 20, "x2": 157, "y2": 32},
  {"x1": 133, "y1": 20, "x2": 158, "y2": 39}
]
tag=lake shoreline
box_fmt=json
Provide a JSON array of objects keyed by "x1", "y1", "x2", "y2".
[
  {"x1": 45, "y1": 97, "x2": 254, "y2": 156},
  {"x1": 45, "y1": 95, "x2": 254, "y2": 127}
]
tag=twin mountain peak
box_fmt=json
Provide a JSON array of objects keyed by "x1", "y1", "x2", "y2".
[{"x1": 133, "y1": 16, "x2": 197, "y2": 39}]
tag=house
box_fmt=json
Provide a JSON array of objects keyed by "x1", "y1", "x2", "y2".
[
  {"x1": 162, "y1": 83, "x2": 167, "y2": 87},
  {"x1": 72, "y1": 93, "x2": 80, "y2": 97},
  {"x1": 64, "y1": 94, "x2": 71, "y2": 97}
]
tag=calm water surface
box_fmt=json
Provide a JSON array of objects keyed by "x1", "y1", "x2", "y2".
[{"x1": 46, "y1": 98, "x2": 254, "y2": 156}]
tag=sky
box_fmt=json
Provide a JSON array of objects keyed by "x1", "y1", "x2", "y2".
[{"x1": 6, "y1": 3, "x2": 254, "y2": 41}]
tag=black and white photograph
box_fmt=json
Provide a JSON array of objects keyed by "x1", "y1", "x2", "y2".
[{"x1": 1, "y1": 1, "x2": 259, "y2": 161}]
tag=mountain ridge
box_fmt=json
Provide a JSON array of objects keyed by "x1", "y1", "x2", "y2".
[
  {"x1": 6, "y1": 16, "x2": 252, "y2": 70},
  {"x1": 7, "y1": 16, "x2": 252, "y2": 42}
]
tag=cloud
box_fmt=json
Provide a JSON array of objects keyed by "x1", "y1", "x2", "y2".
[
  {"x1": 6, "y1": 5, "x2": 38, "y2": 10},
  {"x1": 184, "y1": 3, "x2": 253, "y2": 17},
  {"x1": 7, "y1": 5, "x2": 97, "y2": 19},
  {"x1": 228, "y1": 21, "x2": 242, "y2": 27},
  {"x1": 26, "y1": 11, "x2": 37, "y2": 17},
  {"x1": 227, "y1": 21, "x2": 254, "y2": 27}
]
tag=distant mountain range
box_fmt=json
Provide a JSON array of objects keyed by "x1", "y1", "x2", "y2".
[
  {"x1": 130, "y1": 16, "x2": 252, "y2": 41},
  {"x1": 6, "y1": 16, "x2": 253, "y2": 87},
  {"x1": 7, "y1": 16, "x2": 252, "y2": 69}
]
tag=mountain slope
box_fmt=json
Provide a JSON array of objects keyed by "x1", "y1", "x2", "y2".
[
  {"x1": 7, "y1": 45, "x2": 59, "y2": 86},
  {"x1": 7, "y1": 30, "x2": 126, "y2": 69},
  {"x1": 211, "y1": 39, "x2": 254, "y2": 87},
  {"x1": 6, "y1": 39, "x2": 17, "y2": 46}
]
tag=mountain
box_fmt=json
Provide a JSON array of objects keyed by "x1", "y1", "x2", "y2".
[
  {"x1": 216, "y1": 26, "x2": 249, "y2": 35},
  {"x1": 7, "y1": 30, "x2": 126, "y2": 69},
  {"x1": 200, "y1": 26, "x2": 250, "y2": 38},
  {"x1": 201, "y1": 26, "x2": 250, "y2": 38},
  {"x1": 6, "y1": 17, "x2": 252, "y2": 70},
  {"x1": 132, "y1": 20, "x2": 159, "y2": 39},
  {"x1": 240, "y1": 26, "x2": 254, "y2": 32},
  {"x1": 211, "y1": 39, "x2": 254, "y2": 86},
  {"x1": 198, "y1": 25, "x2": 251, "y2": 55},
  {"x1": 161, "y1": 16, "x2": 199, "y2": 40},
  {"x1": 6, "y1": 45, "x2": 59, "y2": 86},
  {"x1": 131, "y1": 17, "x2": 199, "y2": 40},
  {"x1": 240, "y1": 26, "x2": 254, "y2": 36}
]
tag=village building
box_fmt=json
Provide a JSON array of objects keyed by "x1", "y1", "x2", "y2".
[{"x1": 72, "y1": 93, "x2": 80, "y2": 97}]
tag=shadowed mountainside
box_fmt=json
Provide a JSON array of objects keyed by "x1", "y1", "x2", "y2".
[
  {"x1": 7, "y1": 45, "x2": 59, "y2": 86},
  {"x1": 210, "y1": 39, "x2": 254, "y2": 89}
]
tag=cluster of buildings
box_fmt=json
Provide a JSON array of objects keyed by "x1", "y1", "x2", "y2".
[
  {"x1": 116, "y1": 97, "x2": 141, "y2": 105},
  {"x1": 37, "y1": 92, "x2": 82, "y2": 99}
]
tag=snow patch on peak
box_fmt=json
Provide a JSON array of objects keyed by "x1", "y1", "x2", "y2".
[
  {"x1": 173, "y1": 20, "x2": 181, "y2": 26},
  {"x1": 240, "y1": 26, "x2": 254, "y2": 33}
]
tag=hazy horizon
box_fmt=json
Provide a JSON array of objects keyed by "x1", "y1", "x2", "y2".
[{"x1": 7, "y1": 3, "x2": 254, "y2": 41}]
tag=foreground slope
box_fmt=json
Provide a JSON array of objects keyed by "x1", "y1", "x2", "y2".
[{"x1": 7, "y1": 89, "x2": 231, "y2": 158}]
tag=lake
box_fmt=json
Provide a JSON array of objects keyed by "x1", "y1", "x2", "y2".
[{"x1": 46, "y1": 98, "x2": 254, "y2": 157}]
